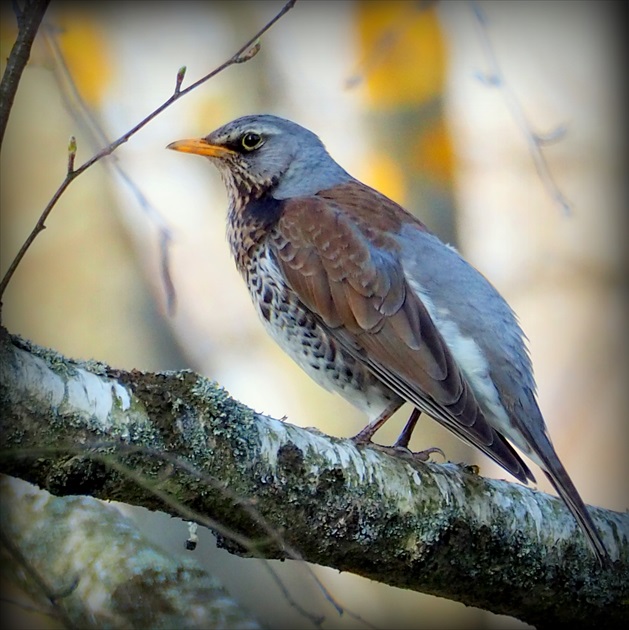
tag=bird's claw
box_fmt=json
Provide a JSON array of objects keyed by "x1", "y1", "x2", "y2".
[
  {"x1": 352, "y1": 437, "x2": 445, "y2": 463},
  {"x1": 396, "y1": 445, "x2": 445, "y2": 462}
]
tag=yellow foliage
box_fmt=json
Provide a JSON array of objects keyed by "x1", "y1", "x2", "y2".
[
  {"x1": 411, "y1": 116, "x2": 454, "y2": 183},
  {"x1": 356, "y1": 1, "x2": 446, "y2": 108},
  {"x1": 362, "y1": 151, "x2": 408, "y2": 206},
  {"x1": 55, "y1": 10, "x2": 112, "y2": 107}
]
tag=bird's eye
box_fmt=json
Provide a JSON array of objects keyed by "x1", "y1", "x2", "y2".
[{"x1": 240, "y1": 132, "x2": 263, "y2": 151}]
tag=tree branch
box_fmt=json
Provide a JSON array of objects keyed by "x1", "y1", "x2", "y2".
[
  {"x1": 0, "y1": 328, "x2": 627, "y2": 627},
  {"x1": 470, "y1": 1, "x2": 572, "y2": 216},
  {"x1": 0, "y1": 0, "x2": 297, "y2": 305},
  {"x1": 0, "y1": 0, "x2": 51, "y2": 147},
  {"x1": 1, "y1": 475, "x2": 261, "y2": 629}
]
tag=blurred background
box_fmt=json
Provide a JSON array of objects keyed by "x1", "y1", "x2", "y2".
[{"x1": 1, "y1": 1, "x2": 626, "y2": 628}]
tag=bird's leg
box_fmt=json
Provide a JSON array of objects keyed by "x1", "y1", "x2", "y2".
[
  {"x1": 351, "y1": 400, "x2": 401, "y2": 445},
  {"x1": 393, "y1": 408, "x2": 421, "y2": 449},
  {"x1": 393, "y1": 409, "x2": 445, "y2": 462}
]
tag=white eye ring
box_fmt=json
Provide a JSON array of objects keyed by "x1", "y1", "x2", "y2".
[{"x1": 241, "y1": 132, "x2": 264, "y2": 151}]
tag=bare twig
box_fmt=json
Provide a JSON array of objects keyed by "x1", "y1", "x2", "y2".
[
  {"x1": 0, "y1": 0, "x2": 298, "y2": 307},
  {"x1": 471, "y1": 1, "x2": 572, "y2": 216},
  {"x1": 0, "y1": 0, "x2": 51, "y2": 147},
  {"x1": 108, "y1": 444, "x2": 355, "y2": 624},
  {"x1": 41, "y1": 25, "x2": 178, "y2": 315},
  {"x1": 137, "y1": 445, "x2": 377, "y2": 629}
]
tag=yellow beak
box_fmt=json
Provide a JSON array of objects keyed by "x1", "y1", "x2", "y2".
[{"x1": 166, "y1": 138, "x2": 237, "y2": 158}]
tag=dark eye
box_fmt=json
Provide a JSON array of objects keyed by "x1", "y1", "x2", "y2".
[{"x1": 240, "y1": 132, "x2": 263, "y2": 151}]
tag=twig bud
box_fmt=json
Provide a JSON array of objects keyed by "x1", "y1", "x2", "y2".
[
  {"x1": 67, "y1": 136, "x2": 77, "y2": 174},
  {"x1": 235, "y1": 40, "x2": 260, "y2": 63},
  {"x1": 175, "y1": 66, "x2": 187, "y2": 94}
]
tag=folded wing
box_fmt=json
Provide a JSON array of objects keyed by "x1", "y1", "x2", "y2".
[{"x1": 269, "y1": 190, "x2": 534, "y2": 484}]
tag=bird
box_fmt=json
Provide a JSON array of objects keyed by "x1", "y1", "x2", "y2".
[{"x1": 167, "y1": 114, "x2": 609, "y2": 564}]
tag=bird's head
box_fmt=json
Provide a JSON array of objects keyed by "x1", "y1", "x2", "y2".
[{"x1": 167, "y1": 114, "x2": 351, "y2": 200}]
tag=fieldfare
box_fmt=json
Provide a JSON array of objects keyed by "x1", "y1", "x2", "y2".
[{"x1": 168, "y1": 114, "x2": 608, "y2": 563}]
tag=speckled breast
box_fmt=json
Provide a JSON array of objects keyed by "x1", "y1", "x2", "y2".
[{"x1": 240, "y1": 240, "x2": 401, "y2": 421}]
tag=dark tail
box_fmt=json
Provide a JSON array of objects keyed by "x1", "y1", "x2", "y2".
[{"x1": 541, "y1": 457, "x2": 610, "y2": 566}]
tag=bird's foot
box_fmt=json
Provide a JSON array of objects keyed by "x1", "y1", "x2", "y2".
[
  {"x1": 352, "y1": 438, "x2": 445, "y2": 463},
  {"x1": 392, "y1": 444, "x2": 445, "y2": 462},
  {"x1": 350, "y1": 432, "x2": 375, "y2": 447}
]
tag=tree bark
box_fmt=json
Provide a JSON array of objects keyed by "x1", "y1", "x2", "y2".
[
  {"x1": 1, "y1": 327, "x2": 627, "y2": 628},
  {"x1": 1, "y1": 475, "x2": 261, "y2": 629}
]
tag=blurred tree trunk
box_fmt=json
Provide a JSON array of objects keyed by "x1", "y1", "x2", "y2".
[{"x1": 1, "y1": 475, "x2": 261, "y2": 630}]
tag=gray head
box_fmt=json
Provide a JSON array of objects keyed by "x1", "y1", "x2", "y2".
[{"x1": 167, "y1": 114, "x2": 351, "y2": 199}]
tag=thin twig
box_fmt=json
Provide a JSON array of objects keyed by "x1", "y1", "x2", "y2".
[
  {"x1": 0, "y1": 0, "x2": 51, "y2": 147},
  {"x1": 0, "y1": 0, "x2": 298, "y2": 306},
  {"x1": 471, "y1": 1, "x2": 572, "y2": 216},
  {"x1": 96, "y1": 442, "x2": 378, "y2": 629},
  {"x1": 117, "y1": 443, "x2": 349, "y2": 622},
  {"x1": 41, "y1": 24, "x2": 178, "y2": 313}
]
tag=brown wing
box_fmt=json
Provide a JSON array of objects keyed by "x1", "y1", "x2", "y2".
[{"x1": 270, "y1": 187, "x2": 533, "y2": 483}]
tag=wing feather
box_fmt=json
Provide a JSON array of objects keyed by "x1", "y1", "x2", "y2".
[{"x1": 270, "y1": 187, "x2": 533, "y2": 483}]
